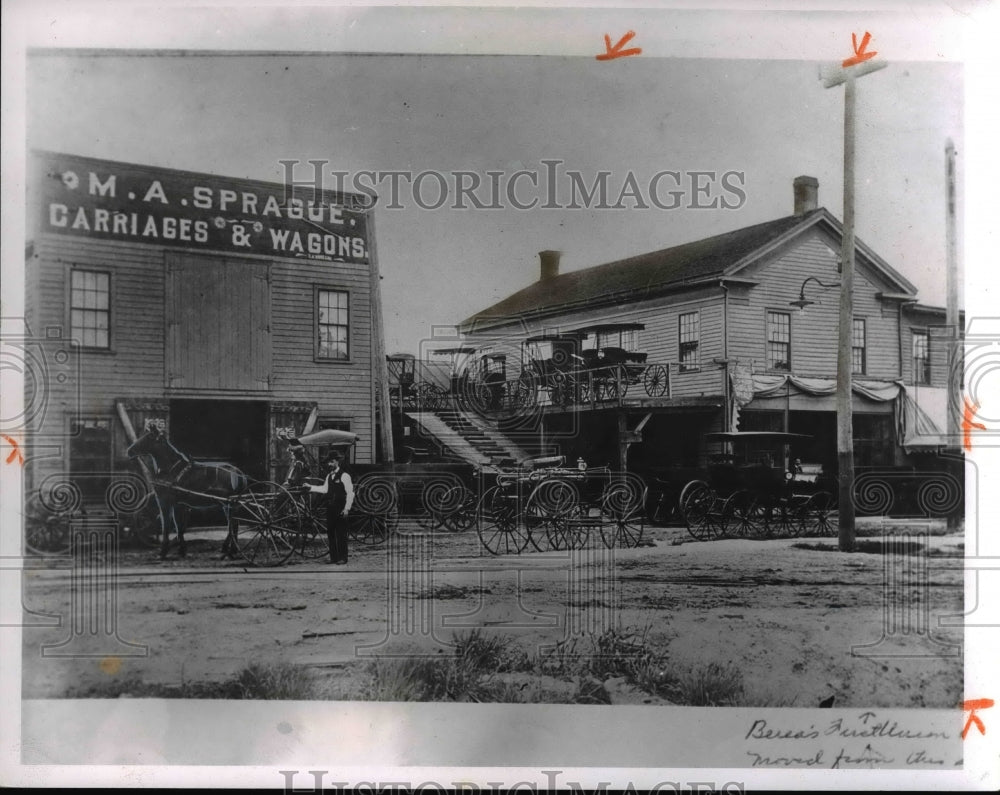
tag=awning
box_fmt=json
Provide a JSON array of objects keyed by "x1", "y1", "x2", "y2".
[{"x1": 898, "y1": 385, "x2": 950, "y2": 452}]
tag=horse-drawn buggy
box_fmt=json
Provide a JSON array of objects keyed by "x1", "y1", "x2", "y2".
[
  {"x1": 677, "y1": 431, "x2": 836, "y2": 541},
  {"x1": 517, "y1": 331, "x2": 589, "y2": 407},
  {"x1": 474, "y1": 456, "x2": 647, "y2": 555}
]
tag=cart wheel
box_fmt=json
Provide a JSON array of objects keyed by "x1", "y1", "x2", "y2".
[
  {"x1": 229, "y1": 482, "x2": 298, "y2": 567},
  {"x1": 526, "y1": 479, "x2": 584, "y2": 550},
  {"x1": 599, "y1": 481, "x2": 646, "y2": 549},
  {"x1": 803, "y1": 491, "x2": 836, "y2": 537},
  {"x1": 600, "y1": 376, "x2": 620, "y2": 401},
  {"x1": 476, "y1": 485, "x2": 529, "y2": 555},
  {"x1": 24, "y1": 489, "x2": 79, "y2": 556},
  {"x1": 295, "y1": 491, "x2": 331, "y2": 558},
  {"x1": 642, "y1": 364, "x2": 669, "y2": 397},
  {"x1": 768, "y1": 499, "x2": 798, "y2": 538},
  {"x1": 417, "y1": 478, "x2": 458, "y2": 532},
  {"x1": 723, "y1": 490, "x2": 766, "y2": 538},
  {"x1": 679, "y1": 480, "x2": 718, "y2": 541},
  {"x1": 442, "y1": 484, "x2": 476, "y2": 532},
  {"x1": 350, "y1": 476, "x2": 398, "y2": 545}
]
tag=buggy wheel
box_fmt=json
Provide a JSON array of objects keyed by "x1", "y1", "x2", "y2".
[
  {"x1": 526, "y1": 479, "x2": 584, "y2": 550},
  {"x1": 600, "y1": 481, "x2": 646, "y2": 548},
  {"x1": 598, "y1": 376, "x2": 620, "y2": 402},
  {"x1": 768, "y1": 500, "x2": 798, "y2": 538},
  {"x1": 642, "y1": 364, "x2": 669, "y2": 397},
  {"x1": 229, "y1": 482, "x2": 298, "y2": 567},
  {"x1": 803, "y1": 491, "x2": 836, "y2": 537},
  {"x1": 600, "y1": 513, "x2": 644, "y2": 548},
  {"x1": 295, "y1": 491, "x2": 330, "y2": 558},
  {"x1": 442, "y1": 485, "x2": 476, "y2": 532},
  {"x1": 476, "y1": 485, "x2": 528, "y2": 555},
  {"x1": 351, "y1": 476, "x2": 398, "y2": 545},
  {"x1": 679, "y1": 480, "x2": 718, "y2": 541},
  {"x1": 723, "y1": 490, "x2": 766, "y2": 538}
]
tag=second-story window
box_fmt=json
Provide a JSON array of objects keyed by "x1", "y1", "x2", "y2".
[
  {"x1": 766, "y1": 311, "x2": 791, "y2": 371},
  {"x1": 912, "y1": 329, "x2": 930, "y2": 385},
  {"x1": 852, "y1": 318, "x2": 867, "y2": 374},
  {"x1": 678, "y1": 312, "x2": 699, "y2": 371},
  {"x1": 317, "y1": 289, "x2": 349, "y2": 360},
  {"x1": 70, "y1": 269, "x2": 110, "y2": 349}
]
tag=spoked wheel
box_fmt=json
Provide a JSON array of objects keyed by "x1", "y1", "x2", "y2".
[
  {"x1": 476, "y1": 485, "x2": 529, "y2": 555},
  {"x1": 767, "y1": 499, "x2": 799, "y2": 538},
  {"x1": 642, "y1": 364, "x2": 669, "y2": 397},
  {"x1": 23, "y1": 489, "x2": 78, "y2": 556},
  {"x1": 722, "y1": 490, "x2": 767, "y2": 538},
  {"x1": 229, "y1": 482, "x2": 299, "y2": 567},
  {"x1": 415, "y1": 382, "x2": 443, "y2": 412},
  {"x1": 350, "y1": 476, "x2": 398, "y2": 545},
  {"x1": 442, "y1": 484, "x2": 476, "y2": 532},
  {"x1": 294, "y1": 491, "x2": 330, "y2": 558},
  {"x1": 600, "y1": 481, "x2": 647, "y2": 549},
  {"x1": 417, "y1": 479, "x2": 461, "y2": 532},
  {"x1": 597, "y1": 376, "x2": 620, "y2": 402},
  {"x1": 679, "y1": 480, "x2": 720, "y2": 541},
  {"x1": 526, "y1": 479, "x2": 585, "y2": 550},
  {"x1": 802, "y1": 491, "x2": 836, "y2": 537}
]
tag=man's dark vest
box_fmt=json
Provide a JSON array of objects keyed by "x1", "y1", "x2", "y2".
[{"x1": 327, "y1": 469, "x2": 348, "y2": 517}]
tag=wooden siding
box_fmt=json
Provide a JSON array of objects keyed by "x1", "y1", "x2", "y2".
[
  {"x1": 462, "y1": 284, "x2": 728, "y2": 400},
  {"x1": 27, "y1": 233, "x2": 375, "y2": 489},
  {"x1": 900, "y1": 312, "x2": 956, "y2": 389},
  {"x1": 728, "y1": 227, "x2": 902, "y2": 381}
]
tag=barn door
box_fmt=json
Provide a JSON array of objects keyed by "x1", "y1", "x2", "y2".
[
  {"x1": 165, "y1": 253, "x2": 272, "y2": 391},
  {"x1": 268, "y1": 402, "x2": 319, "y2": 483}
]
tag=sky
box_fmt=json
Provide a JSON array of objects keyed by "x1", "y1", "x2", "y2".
[{"x1": 10, "y1": 3, "x2": 984, "y2": 354}]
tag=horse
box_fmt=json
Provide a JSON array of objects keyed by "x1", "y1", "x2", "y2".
[{"x1": 126, "y1": 423, "x2": 250, "y2": 559}]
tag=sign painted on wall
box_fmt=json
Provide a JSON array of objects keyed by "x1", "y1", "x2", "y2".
[{"x1": 33, "y1": 151, "x2": 370, "y2": 263}]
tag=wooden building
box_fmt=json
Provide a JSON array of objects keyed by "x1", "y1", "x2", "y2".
[
  {"x1": 457, "y1": 176, "x2": 960, "y2": 505},
  {"x1": 25, "y1": 151, "x2": 377, "y2": 502}
]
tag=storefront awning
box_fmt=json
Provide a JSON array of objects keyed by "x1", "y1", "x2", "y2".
[{"x1": 898, "y1": 385, "x2": 950, "y2": 452}]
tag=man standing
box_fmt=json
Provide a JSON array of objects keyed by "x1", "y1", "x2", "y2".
[{"x1": 308, "y1": 450, "x2": 354, "y2": 564}]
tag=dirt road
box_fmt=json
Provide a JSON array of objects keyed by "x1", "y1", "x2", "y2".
[{"x1": 20, "y1": 521, "x2": 964, "y2": 707}]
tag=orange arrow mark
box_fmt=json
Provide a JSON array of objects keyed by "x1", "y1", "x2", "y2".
[
  {"x1": 1, "y1": 434, "x2": 23, "y2": 466},
  {"x1": 596, "y1": 30, "x2": 642, "y2": 61},
  {"x1": 842, "y1": 31, "x2": 877, "y2": 68},
  {"x1": 963, "y1": 397, "x2": 986, "y2": 452},
  {"x1": 962, "y1": 698, "x2": 993, "y2": 739}
]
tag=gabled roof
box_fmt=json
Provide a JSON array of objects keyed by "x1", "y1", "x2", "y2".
[{"x1": 460, "y1": 208, "x2": 918, "y2": 331}]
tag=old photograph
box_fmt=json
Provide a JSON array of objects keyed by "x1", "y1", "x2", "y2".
[{"x1": 3, "y1": 1, "x2": 996, "y2": 788}]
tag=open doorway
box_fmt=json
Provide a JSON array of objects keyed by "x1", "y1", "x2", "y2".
[{"x1": 169, "y1": 399, "x2": 269, "y2": 481}]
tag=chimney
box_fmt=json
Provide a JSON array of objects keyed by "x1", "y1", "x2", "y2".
[
  {"x1": 539, "y1": 250, "x2": 561, "y2": 281},
  {"x1": 793, "y1": 176, "x2": 819, "y2": 215}
]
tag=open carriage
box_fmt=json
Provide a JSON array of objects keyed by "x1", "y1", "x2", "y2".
[
  {"x1": 677, "y1": 431, "x2": 837, "y2": 541},
  {"x1": 574, "y1": 322, "x2": 669, "y2": 401},
  {"x1": 474, "y1": 456, "x2": 647, "y2": 555}
]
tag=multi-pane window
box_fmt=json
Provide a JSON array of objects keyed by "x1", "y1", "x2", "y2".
[
  {"x1": 678, "y1": 312, "x2": 699, "y2": 371},
  {"x1": 70, "y1": 417, "x2": 112, "y2": 501},
  {"x1": 766, "y1": 311, "x2": 791, "y2": 371},
  {"x1": 317, "y1": 289, "x2": 349, "y2": 360},
  {"x1": 852, "y1": 318, "x2": 867, "y2": 374},
  {"x1": 70, "y1": 270, "x2": 110, "y2": 349},
  {"x1": 912, "y1": 330, "x2": 930, "y2": 385}
]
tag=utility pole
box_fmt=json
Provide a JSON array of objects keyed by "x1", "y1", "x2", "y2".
[
  {"x1": 821, "y1": 36, "x2": 887, "y2": 552},
  {"x1": 945, "y1": 140, "x2": 961, "y2": 532}
]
